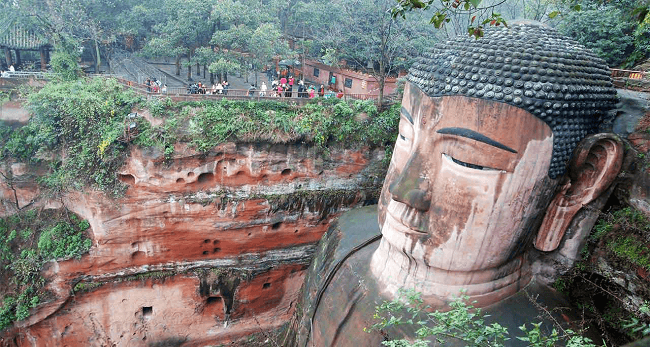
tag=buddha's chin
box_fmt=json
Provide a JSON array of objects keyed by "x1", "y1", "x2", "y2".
[{"x1": 380, "y1": 210, "x2": 435, "y2": 265}]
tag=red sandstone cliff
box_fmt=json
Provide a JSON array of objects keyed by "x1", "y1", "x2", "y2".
[{"x1": 0, "y1": 140, "x2": 385, "y2": 346}]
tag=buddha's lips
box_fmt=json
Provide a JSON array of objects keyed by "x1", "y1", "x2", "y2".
[{"x1": 386, "y1": 199, "x2": 427, "y2": 234}]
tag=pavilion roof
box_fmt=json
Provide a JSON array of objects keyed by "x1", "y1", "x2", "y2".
[{"x1": 0, "y1": 24, "x2": 49, "y2": 50}]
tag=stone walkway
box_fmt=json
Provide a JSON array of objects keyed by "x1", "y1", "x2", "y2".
[{"x1": 108, "y1": 50, "x2": 271, "y2": 93}]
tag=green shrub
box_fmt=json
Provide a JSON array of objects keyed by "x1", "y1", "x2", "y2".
[
  {"x1": 607, "y1": 235, "x2": 650, "y2": 271},
  {"x1": 38, "y1": 222, "x2": 92, "y2": 261},
  {"x1": 17, "y1": 77, "x2": 142, "y2": 196},
  {"x1": 368, "y1": 289, "x2": 599, "y2": 347},
  {"x1": 557, "y1": 5, "x2": 634, "y2": 67},
  {"x1": 0, "y1": 209, "x2": 92, "y2": 330}
]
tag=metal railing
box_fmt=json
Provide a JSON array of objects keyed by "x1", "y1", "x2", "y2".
[
  {"x1": 610, "y1": 68, "x2": 650, "y2": 91},
  {"x1": 111, "y1": 77, "x2": 382, "y2": 102},
  {"x1": 0, "y1": 71, "x2": 58, "y2": 79},
  {"x1": 611, "y1": 69, "x2": 646, "y2": 79}
]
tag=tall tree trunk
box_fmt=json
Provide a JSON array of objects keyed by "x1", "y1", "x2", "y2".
[
  {"x1": 40, "y1": 46, "x2": 47, "y2": 71},
  {"x1": 94, "y1": 39, "x2": 101, "y2": 73},
  {"x1": 196, "y1": 62, "x2": 200, "y2": 75},
  {"x1": 378, "y1": 73, "x2": 385, "y2": 108},
  {"x1": 15, "y1": 50, "x2": 21, "y2": 67},
  {"x1": 4, "y1": 48, "x2": 12, "y2": 67},
  {"x1": 187, "y1": 49, "x2": 192, "y2": 81},
  {"x1": 175, "y1": 55, "x2": 181, "y2": 76},
  {"x1": 210, "y1": 72, "x2": 214, "y2": 85},
  {"x1": 203, "y1": 64, "x2": 206, "y2": 78}
]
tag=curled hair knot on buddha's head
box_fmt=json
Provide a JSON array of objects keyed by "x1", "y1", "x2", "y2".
[{"x1": 407, "y1": 22, "x2": 618, "y2": 178}]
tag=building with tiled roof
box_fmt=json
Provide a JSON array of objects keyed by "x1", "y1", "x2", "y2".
[{"x1": 0, "y1": 23, "x2": 51, "y2": 71}]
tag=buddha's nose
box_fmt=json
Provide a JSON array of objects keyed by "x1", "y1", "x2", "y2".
[{"x1": 388, "y1": 156, "x2": 431, "y2": 211}]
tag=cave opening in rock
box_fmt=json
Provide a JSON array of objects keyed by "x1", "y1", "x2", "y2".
[
  {"x1": 207, "y1": 296, "x2": 221, "y2": 305},
  {"x1": 263, "y1": 283, "x2": 271, "y2": 289},
  {"x1": 118, "y1": 174, "x2": 136, "y2": 185},
  {"x1": 197, "y1": 172, "x2": 214, "y2": 183},
  {"x1": 142, "y1": 306, "x2": 153, "y2": 317}
]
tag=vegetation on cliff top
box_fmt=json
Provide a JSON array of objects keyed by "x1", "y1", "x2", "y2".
[
  {"x1": 0, "y1": 208, "x2": 92, "y2": 331},
  {"x1": 0, "y1": 77, "x2": 400, "y2": 197}
]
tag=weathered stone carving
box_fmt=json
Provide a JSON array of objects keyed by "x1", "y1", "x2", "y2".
[{"x1": 369, "y1": 22, "x2": 624, "y2": 308}]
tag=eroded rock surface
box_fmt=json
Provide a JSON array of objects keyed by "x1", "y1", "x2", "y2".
[{"x1": 0, "y1": 141, "x2": 385, "y2": 346}]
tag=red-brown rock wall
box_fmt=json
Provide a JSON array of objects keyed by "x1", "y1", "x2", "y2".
[{"x1": 0, "y1": 140, "x2": 386, "y2": 346}]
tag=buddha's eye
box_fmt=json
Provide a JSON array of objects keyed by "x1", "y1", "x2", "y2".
[
  {"x1": 398, "y1": 118, "x2": 413, "y2": 145},
  {"x1": 444, "y1": 154, "x2": 501, "y2": 172}
]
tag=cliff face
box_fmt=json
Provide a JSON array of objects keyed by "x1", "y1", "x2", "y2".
[{"x1": 0, "y1": 140, "x2": 385, "y2": 346}]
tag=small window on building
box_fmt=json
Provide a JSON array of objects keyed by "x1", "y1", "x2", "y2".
[
  {"x1": 344, "y1": 78, "x2": 353, "y2": 88},
  {"x1": 314, "y1": 68, "x2": 320, "y2": 77}
]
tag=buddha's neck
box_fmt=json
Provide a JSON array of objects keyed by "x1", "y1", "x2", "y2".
[{"x1": 369, "y1": 238, "x2": 532, "y2": 308}]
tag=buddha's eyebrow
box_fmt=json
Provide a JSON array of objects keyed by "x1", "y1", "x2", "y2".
[
  {"x1": 400, "y1": 106, "x2": 414, "y2": 124},
  {"x1": 436, "y1": 127, "x2": 517, "y2": 153}
]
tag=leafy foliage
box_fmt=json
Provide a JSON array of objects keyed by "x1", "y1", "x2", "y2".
[
  {"x1": 367, "y1": 289, "x2": 508, "y2": 346},
  {"x1": 49, "y1": 48, "x2": 83, "y2": 81},
  {"x1": 557, "y1": 5, "x2": 634, "y2": 67},
  {"x1": 7, "y1": 77, "x2": 143, "y2": 197},
  {"x1": 184, "y1": 99, "x2": 400, "y2": 152},
  {"x1": 0, "y1": 209, "x2": 92, "y2": 331},
  {"x1": 368, "y1": 289, "x2": 600, "y2": 346},
  {"x1": 392, "y1": 0, "x2": 507, "y2": 38}
]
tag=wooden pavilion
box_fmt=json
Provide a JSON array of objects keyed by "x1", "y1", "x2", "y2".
[{"x1": 0, "y1": 23, "x2": 51, "y2": 71}]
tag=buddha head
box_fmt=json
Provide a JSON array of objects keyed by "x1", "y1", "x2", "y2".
[{"x1": 370, "y1": 22, "x2": 623, "y2": 306}]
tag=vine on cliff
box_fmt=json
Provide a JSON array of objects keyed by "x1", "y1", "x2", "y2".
[
  {"x1": 0, "y1": 77, "x2": 143, "y2": 198},
  {"x1": 0, "y1": 208, "x2": 92, "y2": 331}
]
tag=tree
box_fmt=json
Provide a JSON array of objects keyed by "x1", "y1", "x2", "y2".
[
  {"x1": 287, "y1": 0, "x2": 437, "y2": 105},
  {"x1": 210, "y1": 0, "x2": 288, "y2": 84},
  {"x1": 143, "y1": 0, "x2": 215, "y2": 79},
  {"x1": 557, "y1": 4, "x2": 634, "y2": 67}
]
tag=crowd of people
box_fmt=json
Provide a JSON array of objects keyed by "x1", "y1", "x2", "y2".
[
  {"x1": 145, "y1": 78, "x2": 166, "y2": 93},
  {"x1": 260, "y1": 75, "x2": 342, "y2": 99},
  {"x1": 187, "y1": 81, "x2": 231, "y2": 95}
]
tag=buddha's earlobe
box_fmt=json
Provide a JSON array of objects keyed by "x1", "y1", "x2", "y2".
[{"x1": 535, "y1": 133, "x2": 624, "y2": 252}]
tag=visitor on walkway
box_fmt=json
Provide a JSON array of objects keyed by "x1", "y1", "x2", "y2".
[
  {"x1": 319, "y1": 85, "x2": 325, "y2": 98},
  {"x1": 297, "y1": 81, "x2": 305, "y2": 98},
  {"x1": 260, "y1": 82, "x2": 267, "y2": 97},
  {"x1": 248, "y1": 84, "x2": 256, "y2": 97}
]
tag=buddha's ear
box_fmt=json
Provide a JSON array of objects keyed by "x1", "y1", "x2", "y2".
[{"x1": 535, "y1": 133, "x2": 624, "y2": 252}]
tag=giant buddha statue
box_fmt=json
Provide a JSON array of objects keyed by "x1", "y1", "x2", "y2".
[{"x1": 289, "y1": 21, "x2": 623, "y2": 347}]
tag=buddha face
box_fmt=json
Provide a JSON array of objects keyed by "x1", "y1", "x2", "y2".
[{"x1": 378, "y1": 82, "x2": 558, "y2": 272}]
